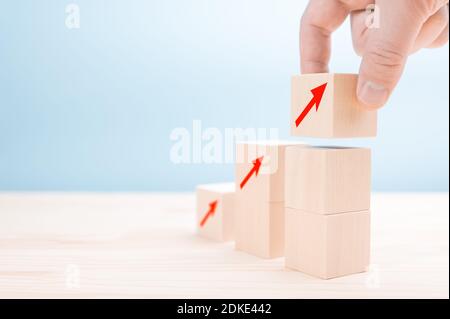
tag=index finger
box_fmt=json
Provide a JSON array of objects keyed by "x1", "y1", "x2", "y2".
[{"x1": 300, "y1": 0, "x2": 371, "y2": 73}]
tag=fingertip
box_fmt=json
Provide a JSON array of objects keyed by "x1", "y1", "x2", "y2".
[
  {"x1": 300, "y1": 60, "x2": 329, "y2": 74},
  {"x1": 357, "y1": 80, "x2": 390, "y2": 110}
]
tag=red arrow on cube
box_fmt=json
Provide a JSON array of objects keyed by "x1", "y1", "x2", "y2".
[
  {"x1": 295, "y1": 83, "x2": 328, "y2": 127},
  {"x1": 199, "y1": 200, "x2": 218, "y2": 227},
  {"x1": 239, "y1": 156, "x2": 264, "y2": 189}
]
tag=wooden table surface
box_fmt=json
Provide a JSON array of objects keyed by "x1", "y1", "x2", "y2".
[{"x1": 0, "y1": 192, "x2": 448, "y2": 299}]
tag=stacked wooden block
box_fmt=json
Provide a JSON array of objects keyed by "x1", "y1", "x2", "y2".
[
  {"x1": 234, "y1": 141, "x2": 303, "y2": 258},
  {"x1": 195, "y1": 73, "x2": 377, "y2": 279},
  {"x1": 285, "y1": 73, "x2": 376, "y2": 278},
  {"x1": 284, "y1": 146, "x2": 371, "y2": 279}
]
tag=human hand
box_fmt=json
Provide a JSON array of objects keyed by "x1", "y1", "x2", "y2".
[{"x1": 300, "y1": 0, "x2": 449, "y2": 109}]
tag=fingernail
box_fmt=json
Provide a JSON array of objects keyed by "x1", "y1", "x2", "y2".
[{"x1": 358, "y1": 81, "x2": 389, "y2": 108}]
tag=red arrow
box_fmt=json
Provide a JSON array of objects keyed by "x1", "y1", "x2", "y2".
[
  {"x1": 199, "y1": 200, "x2": 218, "y2": 227},
  {"x1": 239, "y1": 156, "x2": 264, "y2": 189},
  {"x1": 295, "y1": 82, "x2": 328, "y2": 127}
]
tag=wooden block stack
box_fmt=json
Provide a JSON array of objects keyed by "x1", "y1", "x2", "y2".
[
  {"x1": 285, "y1": 146, "x2": 371, "y2": 279},
  {"x1": 194, "y1": 72, "x2": 377, "y2": 280},
  {"x1": 196, "y1": 183, "x2": 235, "y2": 242},
  {"x1": 285, "y1": 73, "x2": 376, "y2": 279},
  {"x1": 234, "y1": 141, "x2": 304, "y2": 258}
]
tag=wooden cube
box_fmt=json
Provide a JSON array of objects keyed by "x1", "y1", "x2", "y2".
[
  {"x1": 285, "y1": 146, "x2": 371, "y2": 214},
  {"x1": 285, "y1": 208, "x2": 370, "y2": 279},
  {"x1": 290, "y1": 73, "x2": 377, "y2": 138},
  {"x1": 196, "y1": 183, "x2": 235, "y2": 241},
  {"x1": 234, "y1": 141, "x2": 304, "y2": 258},
  {"x1": 234, "y1": 199, "x2": 284, "y2": 258},
  {"x1": 235, "y1": 141, "x2": 305, "y2": 202}
]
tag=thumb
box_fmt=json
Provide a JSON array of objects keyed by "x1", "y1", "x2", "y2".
[{"x1": 357, "y1": 0, "x2": 433, "y2": 109}]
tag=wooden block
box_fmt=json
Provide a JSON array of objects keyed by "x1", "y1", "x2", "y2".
[
  {"x1": 285, "y1": 146, "x2": 371, "y2": 214},
  {"x1": 235, "y1": 141, "x2": 305, "y2": 202},
  {"x1": 291, "y1": 73, "x2": 377, "y2": 138},
  {"x1": 234, "y1": 198, "x2": 284, "y2": 259},
  {"x1": 285, "y1": 208, "x2": 370, "y2": 279},
  {"x1": 234, "y1": 141, "x2": 305, "y2": 258},
  {"x1": 196, "y1": 183, "x2": 235, "y2": 241}
]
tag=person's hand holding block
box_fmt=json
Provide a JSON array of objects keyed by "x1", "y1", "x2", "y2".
[
  {"x1": 196, "y1": 183, "x2": 235, "y2": 242},
  {"x1": 291, "y1": 73, "x2": 377, "y2": 138}
]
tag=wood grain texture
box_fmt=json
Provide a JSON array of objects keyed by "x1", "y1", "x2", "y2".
[
  {"x1": 0, "y1": 192, "x2": 448, "y2": 298},
  {"x1": 285, "y1": 146, "x2": 371, "y2": 214},
  {"x1": 285, "y1": 208, "x2": 370, "y2": 279},
  {"x1": 235, "y1": 200, "x2": 284, "y2": 259},
  {"x1": 290, "y1": 73, "x2": 377, "y2": 138}
]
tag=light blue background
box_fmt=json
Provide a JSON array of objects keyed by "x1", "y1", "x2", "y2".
[{"x1": 0, "y1": 0, "x2": 448, "y2": 191}]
